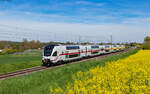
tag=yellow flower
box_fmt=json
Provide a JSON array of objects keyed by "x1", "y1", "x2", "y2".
[{"x1": 50, "y1": 50, "x2": 150, "y2": 94}]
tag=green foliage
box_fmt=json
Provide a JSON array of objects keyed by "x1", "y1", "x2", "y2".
[
  {"x1": 144, "y1": 36, "x2": 150, "y2": 42},
  {"x1": 143, "y1": 36, "x2": 150, "y2": 49},
  {"x1": 125, "y1": 43, "x2": 130, "y2": 48},
  {"x1": 0, "y1": 49, "x2": 138, "y2": 94},
  {"x1": 0, "y1": 39, "x2": 44, "y2": 55}
]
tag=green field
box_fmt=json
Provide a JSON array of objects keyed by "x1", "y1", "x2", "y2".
[
  {"x1": 0, "y1": 49, "x2": 138, "y2": 94},
  {"x1": 0, "y1": 49, "x2": 42, "y2": 74}
]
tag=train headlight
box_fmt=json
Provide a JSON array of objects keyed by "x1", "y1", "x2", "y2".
[{"x1": 44, "y1": 59, "x2": 48, "y2": 62}]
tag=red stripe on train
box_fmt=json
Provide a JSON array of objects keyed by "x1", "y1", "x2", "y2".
[{"x1": 51, "y1": 50, "x2": 100, "y2": 61}]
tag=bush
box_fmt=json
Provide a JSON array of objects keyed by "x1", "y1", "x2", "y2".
[
  {"x1": 136, "y1": 44, "x2": 142, "y2": 48},
  {"x1": 142, "y1": 43, "x2": 150, "y2": 50}
]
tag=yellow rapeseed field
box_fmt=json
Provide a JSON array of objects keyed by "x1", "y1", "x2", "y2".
[{"x1": 50, "y1": 50, "x2": 150, "y2": 94}]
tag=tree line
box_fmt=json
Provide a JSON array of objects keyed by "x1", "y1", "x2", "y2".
[
  {"x1": 0, "y1": 37, "x2": 142, "y2": 55},
  {"x1": 0, "y1": 39, "x2": 92, "y2": 54},
  {"x1": 143, "y1": 36, "x2": 150, "y2": 49},
  {"x1": 0, "y1": 39, "x2": 44, "y2": 54}
]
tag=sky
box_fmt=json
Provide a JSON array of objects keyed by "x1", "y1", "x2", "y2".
[{"x1": 0, "y1": 0, "x2": 150, "y2": 43}]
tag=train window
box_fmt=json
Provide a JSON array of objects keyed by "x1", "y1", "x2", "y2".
[
  {"x1": 105, "y1": 45, "x2": 110, "y2": 48},
  {"x1": 91, "y1": 45, "x2": 99, "y2": 49},
  {"x1": 91, "y1": 51, "x2": 99, "y2": 54},
  {"x1": 52, "y1": 51, "x2": 57, "y2": 56},
  {"x1": 69, "y1": 54, "x2": 80, "y2": 58},
  {"x1": 101, "y1": 48, "x2": 104, "y2": 51},
  {"x1": 44, "y1": 44, "x2": 59, "y2": 56},
  {"x1": 66, "y1": 46, "x2": 80, "y2": 50}
]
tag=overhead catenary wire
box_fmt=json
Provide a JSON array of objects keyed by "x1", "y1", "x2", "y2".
[{"x1": 0, "y1": 23, "x2": 111, "y2": 43}]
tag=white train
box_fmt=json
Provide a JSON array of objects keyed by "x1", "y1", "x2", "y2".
[{"x1": 42, "y1": 44, "x2": 125, "y2": 66}]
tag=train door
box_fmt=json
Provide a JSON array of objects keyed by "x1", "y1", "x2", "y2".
[
  {"x1": 85, "y1": 47, "x2": 88, "y2": 56},
  {"x1": 65, "y1": 51, "x2": 69, "y2": 59}
]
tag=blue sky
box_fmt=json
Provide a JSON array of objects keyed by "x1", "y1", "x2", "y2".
[{"x1": 0, "y1": 0, "x2": 150, "y2": 43}]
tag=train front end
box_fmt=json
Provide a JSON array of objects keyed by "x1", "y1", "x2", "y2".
[{"x1": 42, "y1": 44, "x2": 59, "y2": 66}]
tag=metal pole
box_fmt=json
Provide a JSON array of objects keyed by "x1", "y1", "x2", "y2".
[{"x1": 110, "y1": 35, "x2": 112, "y2": 50}]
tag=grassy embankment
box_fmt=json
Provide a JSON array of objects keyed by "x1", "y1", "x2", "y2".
[
  {"x1": 0, "y1": 49, "x2": 138, "y2": 94},
  {"x1": 0, "y1": 49, "x2": 42, "y2": 74}
]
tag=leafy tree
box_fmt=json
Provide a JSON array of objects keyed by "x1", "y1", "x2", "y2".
[
  {"x1": 129, "y1": 42, "x2": 137, "y2": 47},
  {"x1": 144, "y1": 36, "x2": 150, "y2": 43},
  {"x1": 143, "y1": 36, "x2": 150, "y2": 49},
  {"x1": 49, "y1": 41, "x2": 54, "y2": 45}
]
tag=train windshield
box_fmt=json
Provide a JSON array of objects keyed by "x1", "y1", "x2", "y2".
[{"x1": 44, "y1": 45, "x2": 59, "y2": 56}]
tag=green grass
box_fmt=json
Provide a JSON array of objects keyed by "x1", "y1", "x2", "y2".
[
  {"x1": 0, "y1": 49, "x2": 138, "y2": 94},
  {"x1": 0, "y1": 49, "x2": 42, "y2": 74}
]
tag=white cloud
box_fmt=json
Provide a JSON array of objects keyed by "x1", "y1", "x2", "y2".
[
  {"x1": 0, "y1": 19, "x2": 149, "y2": 43},
  {"x1": 24, "y1": 11, "x2": 32, "y2": 15},
  {"x1": 76, "y1": 1, "x2": 92, "y2": 5},
  {"x1": 63, "y1": 1, "x2": 104, "y2": 7},
  {"x1": 123, "y1": 17, "x2": 150, "y2": 24},
  {"x1": 75, "y1": 1, "x2": 104, "y2": 7},
  {"x1": 0, "y1": 9, "x2": 150, "y2": 43}
]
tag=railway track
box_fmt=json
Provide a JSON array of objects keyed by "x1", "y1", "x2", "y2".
[{"x1": 0, "y1": 49, "x2": 134, "y2": 80}]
